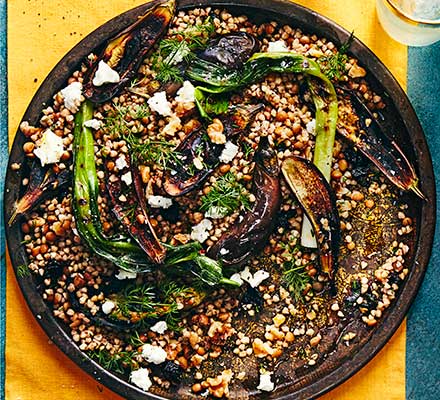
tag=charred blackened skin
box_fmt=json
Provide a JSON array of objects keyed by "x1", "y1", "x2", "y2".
[
  {"x1": 207, "y1": 136, "x2": 281, "y2": 267},
  {"x1": 200, "y1": 32, "x2": 260, "y2": 68},
  {"x1": 83, "y1": 0, "x2": 175, "y2": 103},
  {"x1": 337, "y1": 87, "x2": 425, "y2": 199},
  {"x1": 281, "y1": 155, "x2": 340, "y2": 279},
  {"x1": 106, "y1": 154, "x2": 165, "y2": 264},
  {"x1": 8, "y1": 162, "x2": 70, "y2": 225},
  {"x1": 163, "y1": 103, "x2": 263, "y2": 197}
]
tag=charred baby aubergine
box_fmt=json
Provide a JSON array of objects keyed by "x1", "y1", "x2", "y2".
[
  {"x1": 208, "y1": 136, "x2": 281, "y2": 267},
  {"x1": 163, "y1": 103, "x2": 263, "y2": 196},
  {"x1": 281, "y1": 156, "x2": 340, "y2": 279},
  {"x1": 83, "y1": 0, "x2": 175, "y2": 103}
]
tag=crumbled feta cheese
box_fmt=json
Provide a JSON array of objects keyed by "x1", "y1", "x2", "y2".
[
  {"x1": 83, "y1": 119, "x2": 102, "y2": 130},
  {"x1": 115, "y1": 155, "x2": 128, "y2": 171},
  {"x1": 33, "y1": 129, "x2": 64, "y2": 166},
  {"x1": 148, "y1": 195, "x2": 173, "y2": 209},
  {"x1": 60, "y1": 81, "x2": 83, "y2": 113},
  {"x1": 92, "y1": 60, "x2": 120, "y2": 87},
  {"x1": 121, "y1": 171, "x2": 132, "y2": 186},
  {"x1": 306, "y1": 119, "x2": 316, "y2": 134},
  {"x1": 219, "y1": 248, "x2": 230, "y2": 255},
  {"x1": 147, "y1": 91, "x2": 172, "y2": 117},
  {"x1": 257, "y1": 371, "x2": 274, "y2": 392},
  {"x1": 235, "y1": 266, "x2": 270, "y2": 288},
  {"x1": 115, "y1": 270, "x2": 137, "y2": 280},
  {"x1": 267, "y1": 40, "x2": 289, "y2": 53},
  {"x1": 101, "y1": 300, "x2": 115, "y2": 315},
  {"x1": 190, "y1": 218, "x2": 213, "y2": 243},
  {"x1": 205, "y1": 206, "x2": 228, "y2": 219},
  {"x1": 162, "y1": 114, "x2": 182, "y2": 136},
  {"x1": 141, "y1": 344, "x2": 167, "y2": 364},
  {"x1": 175, "y1": 80, "x2": 196, "y2": 103},
  {"x1": 130, "y1": 368, "x2": 152, "y2": 392},
  {"x1": 150, "y1": 320, "x2": 168, "y2": 334},
  {"x1": 219, "y1": 141, "x2": 239, "y2": 164}
]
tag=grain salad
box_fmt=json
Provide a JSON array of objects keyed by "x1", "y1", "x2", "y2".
[{"x1": 8, "y1": 1, "x2": 422, "y2": 398}]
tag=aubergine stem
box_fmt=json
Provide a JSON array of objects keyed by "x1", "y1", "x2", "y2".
[
  {"x1": 73, "y1": 101, "x2": 151, "y2": 272},
  {"x1": 8, "y1": 164, "x2": 70, "y2": 225},
  {"x1": 207, "y1": 136, "x2": 281, "y2": 267},
  {"x1": 337, "y1": 89, "x2": 425, "y2": 200},
  {"x1": 281, "y1": 156, "x2": 340, "y2": 279},
  {"x1": 83, "y1": 0, "x2": 175, "y2": 103}
]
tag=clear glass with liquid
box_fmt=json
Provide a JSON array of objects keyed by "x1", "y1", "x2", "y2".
[{"x1": 376, "y1": 0, "x2": 440, "y2": 46}]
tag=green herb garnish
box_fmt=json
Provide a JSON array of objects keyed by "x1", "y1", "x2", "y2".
[
  {"x1": 282, "y1": 262, "x2": 311, "y2": 302},
  {"x1": 200, "y1": 172, "x2": 250, "y2": 216},
  {"x1": 318, "y1": 32, "x2": 354, "y2": 80},
  {"x1": 88, "y1": 349, "x2": 138, "y2": 374},
  {"x1": 103, "y1": 103, "x2": 150, "y2": 138},
  {"x1": 126, "y1": 134, "x2": 182, "y2": 170},
  {"x1": 17, "y1": 264, "x2": 31, "y2": 278}
]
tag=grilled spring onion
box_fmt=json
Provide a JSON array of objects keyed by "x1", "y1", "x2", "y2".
[
  {"x1": 73, "y1": 101, "x2": 151, "y2": 272},
  {"x1": 186, "y1": 52, "x2": 338, "y2": 247}
]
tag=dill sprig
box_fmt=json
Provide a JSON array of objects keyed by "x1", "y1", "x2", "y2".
[
  {"x1": 88, "y1": 349, "x2": 138, "y2": 374},
  {"x1": 152, "y1": 17, "x2": 215, "y2": 83},
  {"x1": 103, "y1": 103, "x2": 150, "y2": 138},
  {"x1": 17, "y1": 263, "x2": 31, "y2": 278},
  {"x1": 282, "y1": 262, "x2": 311, "y2": 303},
  {"x1": 318, "y1": 32, "x2": 354, "y2": 81},
  {"x1": 200, "y1": 172, "x2": 251, "y2": 216},
  {"x1": 126, "y1": 133, "x2": 182, "y2": 170}
]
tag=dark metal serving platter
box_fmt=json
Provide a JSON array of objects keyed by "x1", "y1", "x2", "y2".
[{"x1": 4, "y1": 0, "x2": 436, "y2": 398}]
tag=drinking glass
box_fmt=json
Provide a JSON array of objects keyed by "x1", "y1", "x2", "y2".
[{"x1": 376, "y1": 0, "x2": 440, "y2": 46}]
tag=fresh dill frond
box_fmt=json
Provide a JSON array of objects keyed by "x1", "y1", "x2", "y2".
[
  {"x1": 151, "y1": 16, "x2": 214, "y2": 83},
  {"x1": 282, "y1": 262, "x2": 311, "y2": 302},
  {"x1": 126, "y1": 134, "x2": 182, "y2": 170},
  {"x1": 103, "y1": 103, "x2": 150, "y2": 139},
  {"x1": 242, "y1": 142, "x2": 254, "y2": 159},
  {"x1": 88, "y1": 349, "x2": 138, "y2": 374},
  {"x1": 200, "y1": 172, "x2": 251, "y2": 215},
  {"x1": 17, "y1": 264, "x2": 31, "y2": 278},
  {"x1": 318, "y1": 31, "x2": 354, "y2": 80}
]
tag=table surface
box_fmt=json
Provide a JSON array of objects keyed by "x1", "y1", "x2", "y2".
[{"x1": 1, "y1": 1, "x2": 439, "y2": 399}]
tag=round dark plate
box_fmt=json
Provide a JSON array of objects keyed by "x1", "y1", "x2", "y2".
[{"x1": 4, "y1": 0, "x2": 436, "y2": 399}]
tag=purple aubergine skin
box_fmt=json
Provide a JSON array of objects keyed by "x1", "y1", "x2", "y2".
[
  {"x1": 208, "y1": 136, "x2": 281, "y2": 267},
  {"x1": 83, "y1": 0, "x2": 175, "y2": 103}
]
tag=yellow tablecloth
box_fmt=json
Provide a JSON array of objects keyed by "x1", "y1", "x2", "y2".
[{"x1": 6, "y1": 1, "x2": 407, "y2": 398}]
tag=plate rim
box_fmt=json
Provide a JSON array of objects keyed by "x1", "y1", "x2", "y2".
[{"x1": 3, "y1": 0, "x2": 436, "y2": 399}]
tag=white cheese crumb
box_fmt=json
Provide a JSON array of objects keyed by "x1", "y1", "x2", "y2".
[
  {"x1": 147, "y1": 91, "x2": 172, "y2": 117},
  {"x1": 175, "y1": 80, "x2": 196, "y2": 103},
  {"x1": 162, "y1": 114, "x2": 182, "y2": 136},
  {"x1": 219, "y1": 248, "x2": 230, "y2": 255},
  {"x1": 205, "y1": 206, "x2": 228, "y2": 219},
  {"x1": 115, "y1": 270, "x2": 137, "y2": 280},
  {"x1": 115, "y1": 155, "x2": 128, "y2": 171},
  {"x1": 235, "y1": 266, "x2": 270, "y2": 288},
  {"x1": 148, "y1": 195, "x2": 173, "y2": 209},
  {"x1": 150, "y1": 320, "x2": 168, "y2": 334},
  {"x1": 257, "y1": 371, "x2": 274, "y2": 392},
  {"x1": 60, "y1": 81, "x2": 83, "y2": 113},
  {"x1": 190, "y1": 218, "x2": 213, "y2": 243},
  {"x1": 130, "y1": 368, "x2": 152, "y2": 392},
  {"x1": 84, "y1": 119, "x2": 102, "y2": 130},
  {"x1": 267, "y1": 40, "x2": 289, "y2": 53},
  {"x1": 306, "y1": 119, "x2": 316, "y2": 135},
  {"x1": 141, "y1": 344, "x2": 167, "y2": 364},
  {"x1": 101, "y1": 300, "x2": 115, "y2": 315},
  {"x1": 92, "y1": 60, "x2": 120, "y2": 87},
  {"x1": 219, "y1": 141, "x2": 239, "y2": 164},
  {"x1": 121, "y1": 171, "x2": 133, "y2": 186},
  {"x1": 33, "y1": 129, "x2": 64, "y2": 166}
]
